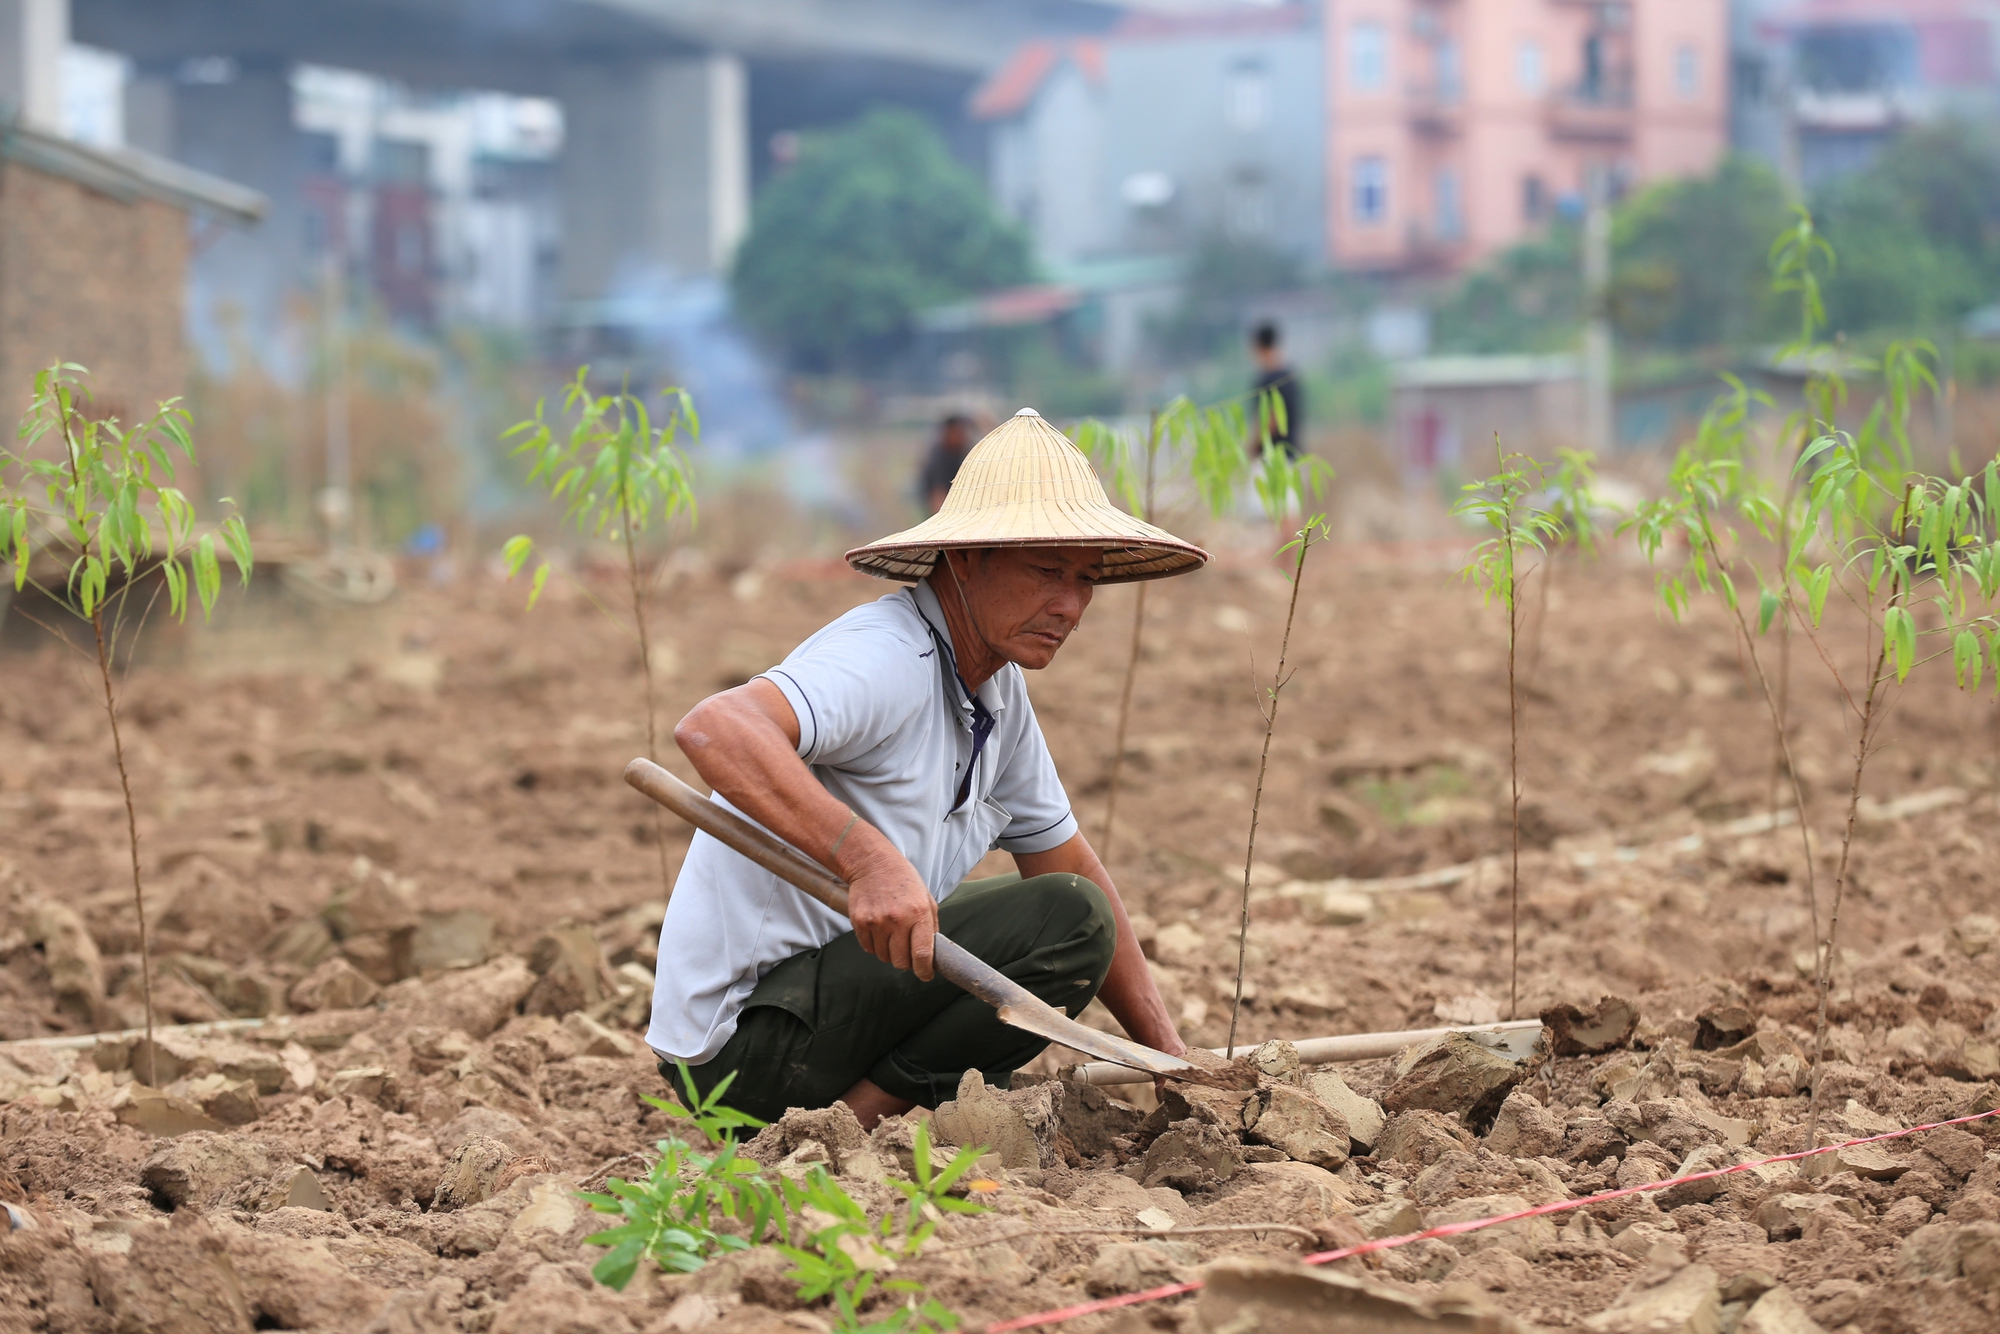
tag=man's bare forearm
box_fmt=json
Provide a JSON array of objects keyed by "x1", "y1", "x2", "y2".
[
  {"x1": 675, "y1": 680, "x2": 937, "y2": 976},
  {"x1": 673, "y1": 680, "x2": 898, "y2": 878},
  {"x1": 1016, "y1": 834, "x2": 1185, "y2": 1056}
]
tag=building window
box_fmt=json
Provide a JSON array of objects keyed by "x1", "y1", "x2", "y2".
[
  {"x1": 1349, "y1": 22, "x2": 1388, "y2": 93},
  {"x1": 1516, "y1": 40, "x2": 1544, "y2": 94},
  {"x1": 1522, "y1": 173, "x2": 1547, "y2": 222},
  {"x1": 1435, "y1": 167, "x2": 1463, "y2": 242},
  {"x1": 1226, "y1": 60, "x2": 1271, "y2": 131},
  {"x1": 1675, "y1": 43, "x2": 1700, "y2": 98},
  {"x1": 1352, "y1": 155, "x2": 1388, "y2": 225},
  {"x1": 1228, "y1": 169, "x2": 1273, "y2": 237},
  {"x1": 1436, "y1": 40, "x2": 1463, "y2": 103}
]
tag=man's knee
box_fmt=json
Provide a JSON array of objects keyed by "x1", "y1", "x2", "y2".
[{"x1": 1019, "y1": 872, "x2": 1116, "y2": 976}]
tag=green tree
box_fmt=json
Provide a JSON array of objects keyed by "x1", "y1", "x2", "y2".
[
  {"x1": 1613, "y1": 156, "x2": 1793, "y2": 350},
  {"x1": 1431, "y1": 224, "x2": 1583, "y2": 354},
  {"x1": 1799, "y1": 120, "x2": 2000, "y2": 337},
  {"x1": 730, "y1": 109, "x2": 1032, "y2": 372}
]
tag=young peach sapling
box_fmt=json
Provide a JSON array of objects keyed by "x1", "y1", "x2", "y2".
[
  {"x1": 0, "y1": 365, "x2": 254, "y2": 1081},
  {"x1": 502, "y1": 366, "x2": 698, "y2": 894}
]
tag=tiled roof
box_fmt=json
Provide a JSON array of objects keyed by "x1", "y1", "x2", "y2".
[{"x1": 970, "y1": 5, "x2": 1312, "y2": 120}]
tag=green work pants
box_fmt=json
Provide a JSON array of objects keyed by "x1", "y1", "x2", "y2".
[{"x1": 666, "y1": 871, "x2": 1116, "y2": 1122}]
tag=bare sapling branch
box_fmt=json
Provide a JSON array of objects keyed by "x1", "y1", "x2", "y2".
[
  {"x1": 1227, "y1": 438, "x2": 1332, "y2": 1057},
  {"x1": 503, "y1": 367, "x2": 698, "y2": 897},
  {"x1": 1, "y1": 364, "x2": 254, "y2": 1080},
  {"x1": 1455, "y1": 439, "x2": 1566, "y2": 1021}
]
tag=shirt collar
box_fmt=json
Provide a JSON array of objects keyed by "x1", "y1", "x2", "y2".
[{"x1": 910, "y1": 580, "x2": 1009, "y2": 716}]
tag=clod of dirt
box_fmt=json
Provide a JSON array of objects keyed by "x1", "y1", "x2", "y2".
[
  {"x1": 524, "y1": 926, "x2": 618, "y2": 1017},
  {"x1": 412, "y1": 908, "x2": 495, "y2": 972},
  {"x1": 323, "y1": 861, "x2": 421, "y2": 984},
  {"x1": 167, "y1": 955, "x2": 276, "y2": 1018},
  {"x1": 325, "y1": 1065, "x2": 396, "y2": 1104},
  {"x1": 563, "y1": 1010, "x2": 640, "y2": 1058},
  {"x1": 29, "y1": 901, "x2": 106, "y2": 1025},
  {"x1": 1250, "y1": 1039, "x2": 1303, "y2": 1082},
  {"x1": 431, "y1": 1134, "x2": 514, "y2": 1211},
  {"x1": 1601, "y1": 1098, "x2": 1731, "y2": 1159},
  {"x1": 289, "y1": 956, "x2": 381, "y2": 1012},
  {"x1": 1085, "y1": 1239, "x2": 1196, "y2": 1296},
  {"x1": 219, "y1": 1228, "x2": 391, "y2": 1330},
  {"x1": 1132, "y1": 1120, "x2": 1242, "y2": 1191},
  {"x1": 1483, "y1": 1090, "x2": 1563, "y2": 1159},
  {"x1": 1735, "y1": 1284, "x2": 1830, "y2": 1334},
  {"x1": 931, "y1": 1069, "x2": 1060, "y2": 1171},
  {"x1": 402, "y1": 956, "x2": 537, "y2": 1038},
  {"x1": 1754, "y1": 1193, "x2": 1866, "y2": 1241},
  {"x1": 1382, "y1": 1034, "x2": 1530, "y2": 1133},
  {"x1": 1197, "y1": 1253, "x2": 1533, "y2": 1332},
  {"x1": 1052, "y1": 1080, "x2": 1145, "y2": 1157},
  {"x1": 1373, "y1": 1110, "x2": 1474, "y2": 1167},
  {"x1": 1243, "y1": 1084, "x2": 1350, "y2": 1170},
  {"x1": 1540, "y1": 995, "x2": 1641, "y2": 1056},
  {"x1": 181, "y1": 1073, "x2": 262, "y2": 1126},
  {"x1": 263, "y1": 916, "x2": 335, "y2": 970},
  {"x1": 113, "y1": 1086, "x2": 224, "y2": 1137},
  {"x1": 744, "y1": 1102, "x2": 871, "y2": 1174},
  {"x1": 1654, "y1": 1144, "x2": 1732, "y2": 1209},
  {"x1": 1898, "y1": 1220, "x2": 2000, "y2": 1290},
  {"x1": 1196, "y1": 1159, "x2": 1354, "y2": 1231},
  {"x1": 1951, "y1": 913, "x2": 2000, "y2": 959},
  {"x1": 275, "y1": 1166, "x2": 334, "y2": 1211},
  {"x1": 140, "y1": 1132, "x2": 276, "y2": 1211},
  {"x1": 1304, "y1": 1069, "x2": 1386, "y2": 1153},
  {"x1": 121, "y1": 1032, "x2": 285, "y2": 1093},
  {"x1": 1581, "y1": 1257, "x2": 1722, "y2": 1333},
  {"x1": 89, "y1": 1213, "x2": 255, "y2": 1334},
  {"x1": 1426, "y1": 1193, "x2": 1554, "y2": 1260},
  {"x1": 1694, "y1": 1002, "x2": 1757, "y2": 1050}
]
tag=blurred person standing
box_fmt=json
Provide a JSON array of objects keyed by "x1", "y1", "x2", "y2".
[
  {"x1": 1249, "y1": 320, "x2": 1304, "y2": 459},
  {"x1": 916, "y1": 413, "x2": 976, "y2": 513}
]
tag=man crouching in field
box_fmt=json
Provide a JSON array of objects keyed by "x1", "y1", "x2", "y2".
[{"x1": 645, "y1": 410, "x2": 1203, "y2": 1126}]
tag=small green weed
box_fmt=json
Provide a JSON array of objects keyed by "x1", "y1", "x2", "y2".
[
  {"x1": 581, "y1": 1065, "x2": 989, "y2": 1333},
  {"x1": 581, "y1": 1062, "x2": 778, "y2": 1289},
  {"x1": 777, "y1": 1119, "x2": 988, "y2": 1334}
]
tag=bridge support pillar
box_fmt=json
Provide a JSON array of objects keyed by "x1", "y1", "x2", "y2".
[
  {"x1": 0, "y1": 0, "x2": 66, "y2": 130},
  {"x1": 557, "y1": 52, "x2": 748, "y2": 303}
]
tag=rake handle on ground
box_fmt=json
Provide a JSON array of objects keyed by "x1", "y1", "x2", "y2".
[{"x1": 620, "y1": 757, "x2": 1052, "y2": 1022}]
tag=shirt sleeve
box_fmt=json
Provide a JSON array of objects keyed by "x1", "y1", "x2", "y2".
[
  {"x1": 759, "y1": 618, "x2": 932, "y2": 768},
  {"x1": 989, "y1": 685, "x2": 1079, "y2": 855}
]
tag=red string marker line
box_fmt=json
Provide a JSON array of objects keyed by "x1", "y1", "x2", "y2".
[{"x1": 983, "y1": 1104, "x2": 2000, "y2": 1333}]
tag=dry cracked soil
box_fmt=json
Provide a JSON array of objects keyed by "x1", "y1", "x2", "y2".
[{"x1": 3, "y1": 546, "x2": 2000, "y2": 1334}]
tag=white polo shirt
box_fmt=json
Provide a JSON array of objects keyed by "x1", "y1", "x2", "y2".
[{"x1": 646, "y1": 580, "x2": 1080, "y2": 1063}]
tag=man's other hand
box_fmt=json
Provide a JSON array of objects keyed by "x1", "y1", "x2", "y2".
[{"x1": 845, "y1": 852, "x2": 939, "y2": 980}]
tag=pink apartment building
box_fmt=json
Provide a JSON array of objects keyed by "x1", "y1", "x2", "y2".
[{"x1": 1327, "y1": 0, "x2": 1730, "y2": 272}]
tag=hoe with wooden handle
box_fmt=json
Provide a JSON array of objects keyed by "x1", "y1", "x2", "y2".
[{"x1": 623, "y1": 758, "x2": 1194, "y2": 1077}]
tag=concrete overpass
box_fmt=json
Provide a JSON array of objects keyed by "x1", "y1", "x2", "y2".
[{"x1": 3, "y1": 0, "x2": 1121, "y2": 335}]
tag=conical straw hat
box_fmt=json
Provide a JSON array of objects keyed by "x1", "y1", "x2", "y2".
[{"x1": 847, "y1": 409, "x2": 1209, "y2": 585}]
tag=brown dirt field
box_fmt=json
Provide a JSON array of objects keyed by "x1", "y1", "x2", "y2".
[{"x1": 3, "y1": 543, "x2": 1999, "y2": 1333}]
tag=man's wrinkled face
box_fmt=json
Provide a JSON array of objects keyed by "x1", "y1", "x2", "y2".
[{"x1": 949, "y1": 547, "x2": 1103, "y2": 670}]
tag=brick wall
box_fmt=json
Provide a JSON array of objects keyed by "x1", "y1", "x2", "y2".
[{"x1": 0, "y1": 158, "x2": 187, "y2": 426}]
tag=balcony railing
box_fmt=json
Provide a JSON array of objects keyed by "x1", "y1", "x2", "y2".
[
  {"x1": 1546, "y1": 81, "x2": 1634, "y2": 140},
  {"x1": 1406, "y1": 82, "x2": 1465, "y2": 135}
]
